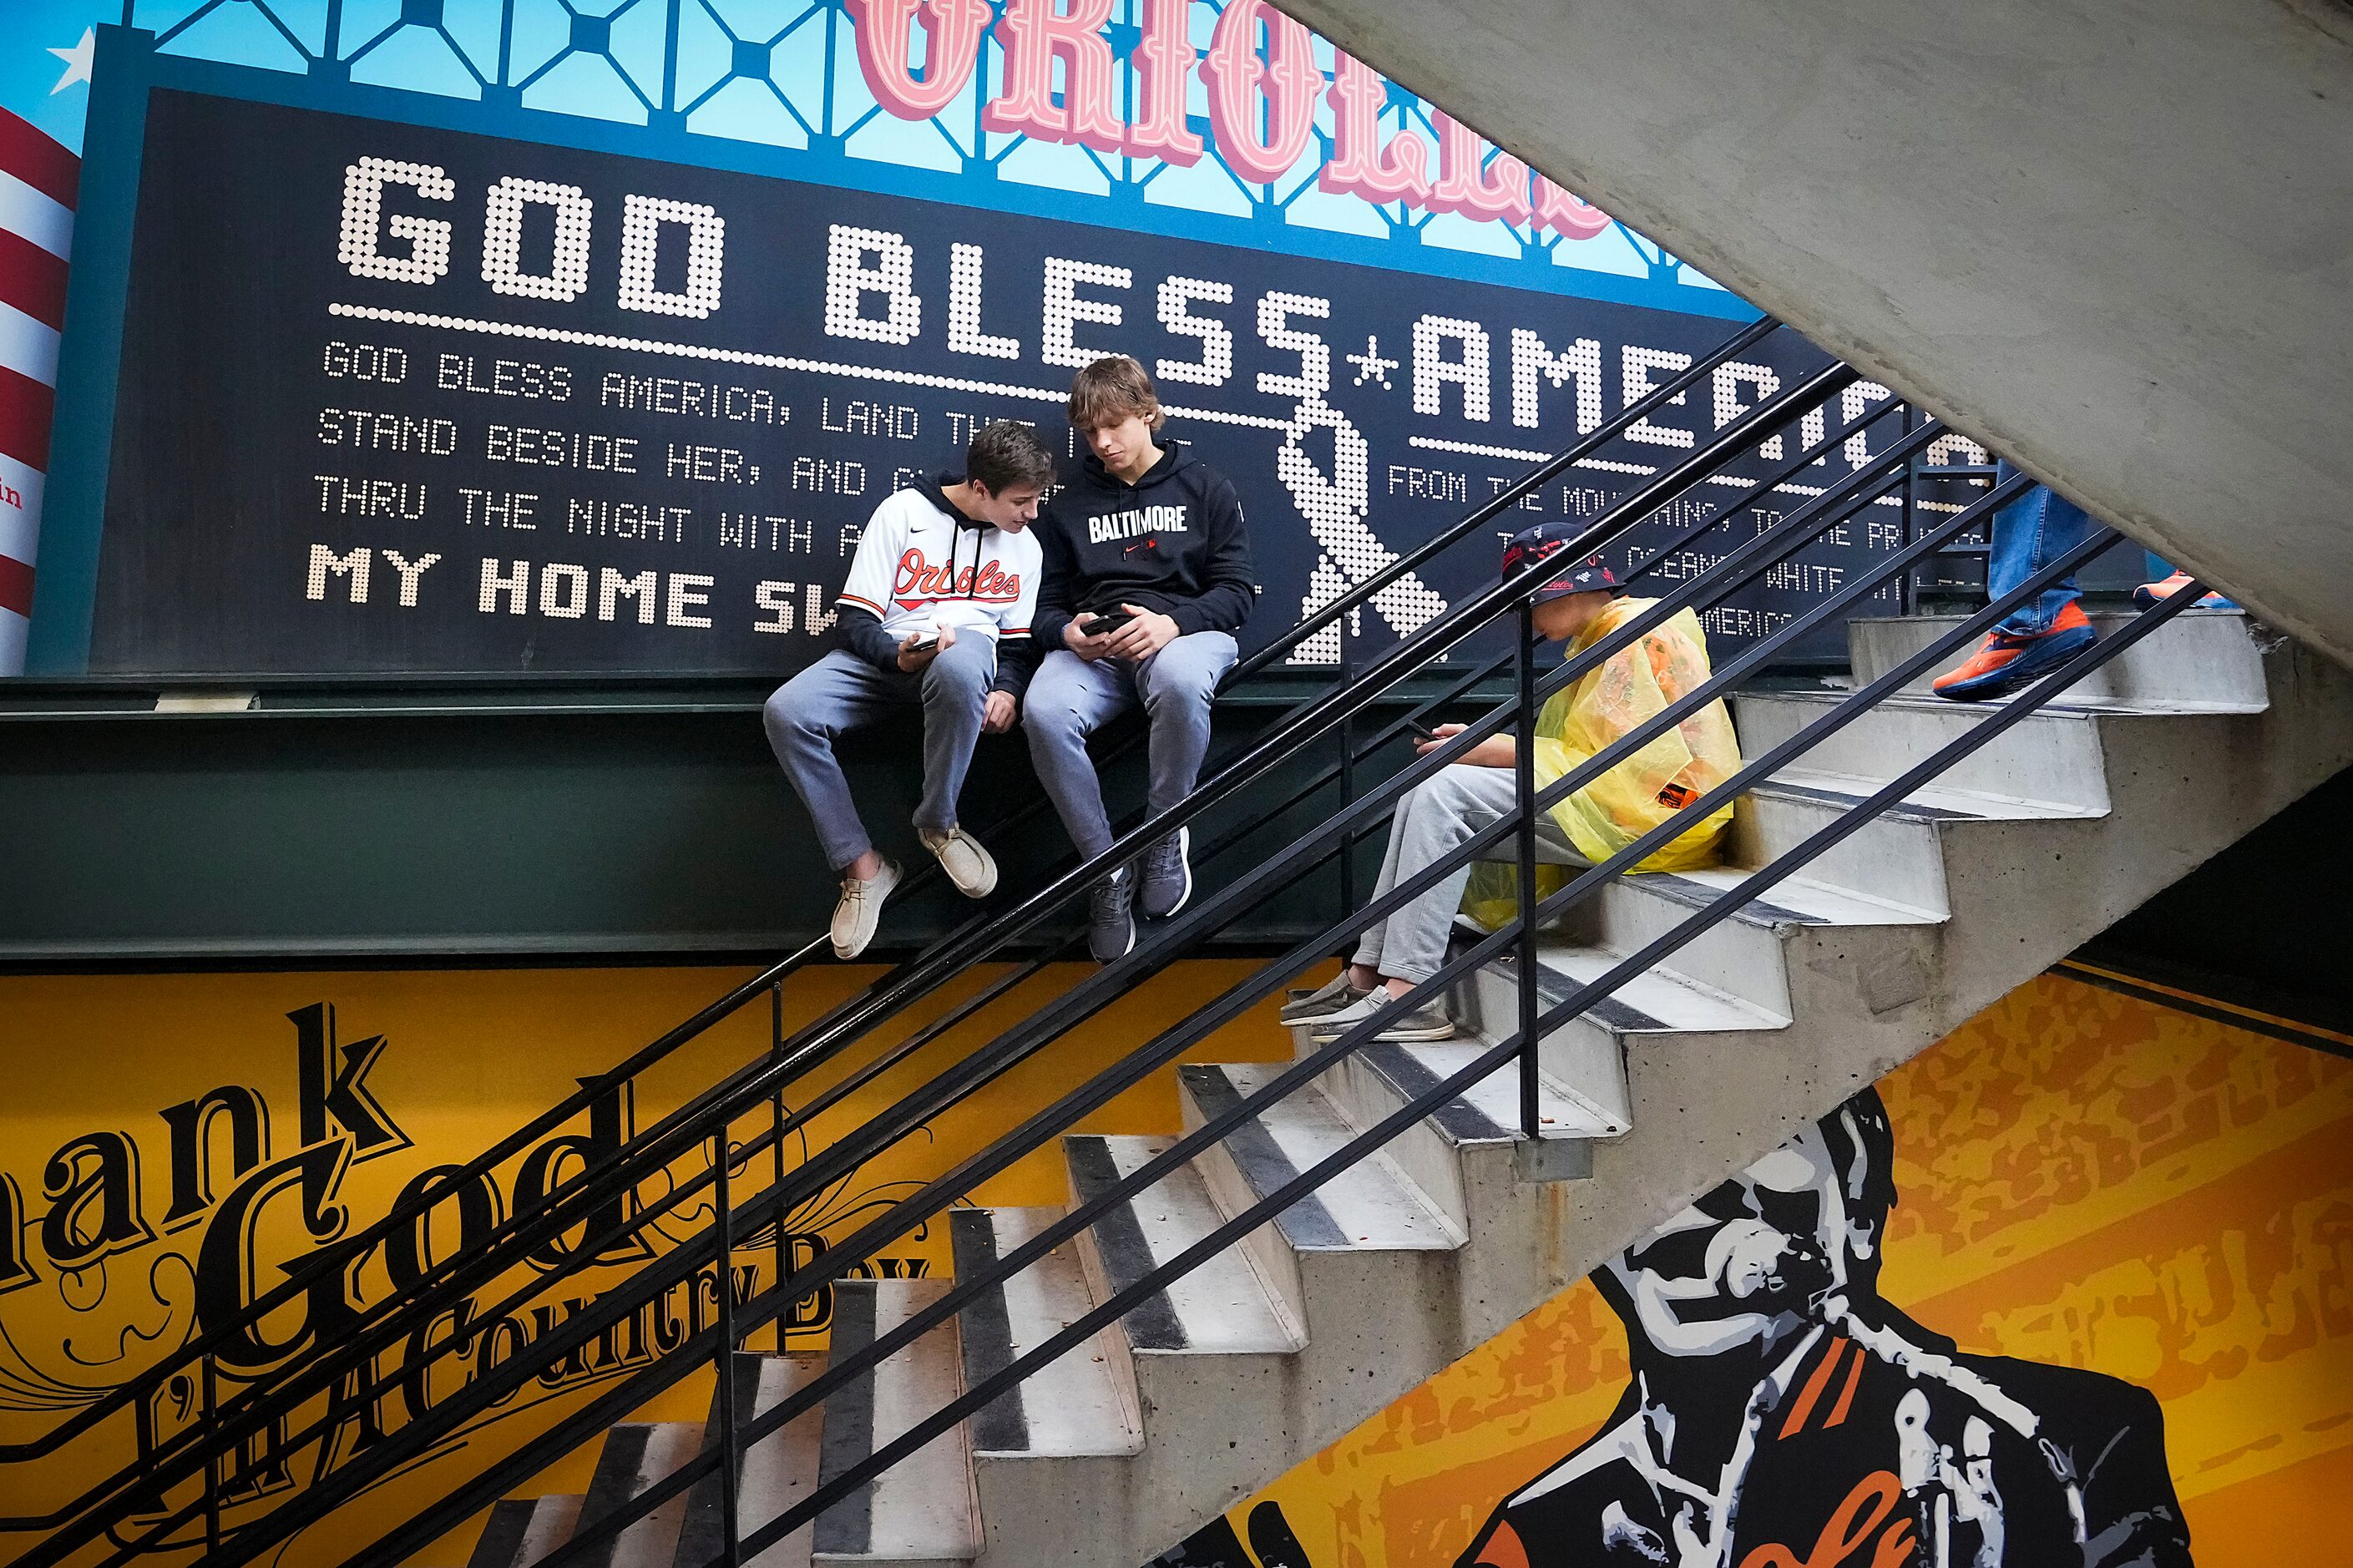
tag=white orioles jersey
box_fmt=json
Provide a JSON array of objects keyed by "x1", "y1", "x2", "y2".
[{"x1": 837, "y1": 484, "x2": 1042, "y2": 653}]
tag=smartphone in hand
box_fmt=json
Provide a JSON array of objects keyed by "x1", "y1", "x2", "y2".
[
  {"x1": 903, "y1": 635, "x2": 940, "y2": 654},
  {"x1": 1082, "y1": 609, "x2": 1136, "y2": 635},
  {"x1": 1407, "y1": 721, "x2": 1439, "y2": 741}
]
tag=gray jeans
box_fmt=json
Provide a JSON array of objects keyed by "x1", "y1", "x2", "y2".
[
  {"x1": 1354, "y1": 763, "x2": 1588, "y2": 984},
  {"x1": 1023, "y1": 631, "x2": 1238, "y2": 860},
  {"x1": 763, "y1": 641, "x2": 994, "y2": 873}
]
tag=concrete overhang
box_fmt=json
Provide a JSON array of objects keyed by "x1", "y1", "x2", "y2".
[{"x1": 1273, "y1": 0, "x2": 2353, "y2": 664}]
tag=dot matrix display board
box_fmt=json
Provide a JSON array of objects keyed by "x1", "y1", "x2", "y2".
[{"x1": 83, "y1": 89, "x2": 1888, "y2": 677}]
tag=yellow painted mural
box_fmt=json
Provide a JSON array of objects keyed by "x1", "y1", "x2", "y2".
[
  {"x1": 0, "y1": 959, "x2": 2345, "y2": 1567},
  {"x1": 0, "y1": 961, "x2": 1292, "y2": 1565},
  {"x1": 1169, "y1": 966, "x2": 2353, "y2": 1568}
]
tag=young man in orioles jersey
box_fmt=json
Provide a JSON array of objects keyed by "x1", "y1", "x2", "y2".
[
  {"x1": 764, "y1": 420, "x2": 1051, "y2": 959},
  {"x1": 1458, "y1": 1090, "x2": 2191, "y2": 1568}
]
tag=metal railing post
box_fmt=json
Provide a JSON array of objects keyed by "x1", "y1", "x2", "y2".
[
  {"x1": 200, "y1": 1358, "x2": 221, "y2": 1557},
  {"x1": 1515, "y1": 599, "x2": 1541, "y2": 1139},
  {"x1": 1338, "y1": 654, "x2": 1358, "y2": 916},
  {"x1": 1900, "y1": 404, "x2": 1920, "y2": 615},
  {"x1": 713, "y1": 1131, "x2": 741, "y2": 1568},
  {"x1": 770, "y1": 981, "x2": 787, "y2": 1355}
]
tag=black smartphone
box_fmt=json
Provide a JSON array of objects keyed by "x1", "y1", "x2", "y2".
[
  {"x1": 1083, "y1": 609, "x2": 1136, "y2": 635},
  {"x1": 1407, "y1": 721, "x2": 1439, "y2": 741},
  {"x1": 903, "y1": 635, "x2": 940, "y2": 654}
]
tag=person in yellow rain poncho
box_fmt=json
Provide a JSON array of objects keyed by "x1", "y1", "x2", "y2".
[{"x1": 1281, "y1": 524, "x2": 1740, "y2": 1044}]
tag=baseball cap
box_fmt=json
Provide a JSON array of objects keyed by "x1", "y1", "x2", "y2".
[{"x1": 1500, "y1": 523, "x2": 1619, "y2": 603}]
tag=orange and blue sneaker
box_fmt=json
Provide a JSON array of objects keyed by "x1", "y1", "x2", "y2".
[
  {"x1": 2133, "y1": 570, "x2": 2234, "y2": 610},
  {"x1": 1930, "y1": 600, "x2": 2097, "y2": 701}
]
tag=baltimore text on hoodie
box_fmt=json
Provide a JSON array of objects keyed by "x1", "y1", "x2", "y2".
[{"x1": 1030, "y1": 440, "x2": 1257, "y2": 648}]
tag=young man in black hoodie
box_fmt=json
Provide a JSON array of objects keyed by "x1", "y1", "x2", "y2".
[{"x1": 1025, "y1": 357, "x2": 1257, "y2": 960}]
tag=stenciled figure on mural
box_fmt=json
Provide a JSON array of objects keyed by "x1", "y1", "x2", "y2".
[{"x1": 1456, "y1": 1090, "x2": 2193, "y2": 1568}]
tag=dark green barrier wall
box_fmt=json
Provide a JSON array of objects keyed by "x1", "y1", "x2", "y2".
[{"x1": 0, "y1": 678, "x2": 1456, "y2": 964}]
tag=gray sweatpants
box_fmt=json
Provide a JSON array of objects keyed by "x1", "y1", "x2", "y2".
[
  {"x1": 763, "y1": 641, "x2": 994, "y2": 873},
  {"x1": 1354, "y1": 763, "x2": 1588, "y2": 984},
  {"x1": 1024, "y1": 631, "x2": 1238, "y2": 860}
]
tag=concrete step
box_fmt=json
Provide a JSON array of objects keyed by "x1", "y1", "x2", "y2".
[
  {"x1": 1734, "y1": 766, "x2": 2104, "y2": 918},
  {"x1": 947, "y1": 1207, "x2": 1141, "y2": 1459},
  {"x1": 1457, "y1": 933, "x2": 1781, "y2": 1184},
  {"x1": 1290, "y1": 1028, "x2": 1618, "y2": 1233},
  {"x1": 675, "y1": 1353, "x2": 825, "y2": 1568},
  {"x1": 1566, "y1": 864, "x2": 1938, "y2": 1019},
  {"x1": 1176, "y1": 1065, "x2": 1464, "y2": 1252},
  {"x1": 576, "y1": 1424, "x2": 706, "y2": 1568},
  {"x1": 812, "y1": 1281, "x2": 979, "y2": 1568},
  {"x1": 1060, "y1": 1135, "x2": 1303, "y2": 1358},
  {"x1": 1847, "y1": 607, "x2": 2267, "y2": 706},
  {"x1": 1176, "y1": 1065, "x2": 1460, "y2": 1338},
  {"x1": 1732, "y1": 689, "x2": 2121, "y2": 812},
  {"x1": 470, "y1": 1495, "x2": 583, "y2": 1568},
  {"x1": 1465, "y1": 934, "x2": 1788, "y2": 1047},
  {"x1": 1449, "y1": 928, "x2": 1779, "y2": 1110},
  {"x1": 1055, "y1": 1134, "x2": 1310, "y2": 1565},
  {"x1": 949, "y1": 1208, "x2": 1147, "y2": 1568}
]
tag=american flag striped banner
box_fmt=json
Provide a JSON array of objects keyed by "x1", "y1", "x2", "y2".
[{"x1": 0, "y1": 107, "x2": 74, "y2": 674}]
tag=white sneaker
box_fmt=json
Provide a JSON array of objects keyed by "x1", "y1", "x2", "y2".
[
  {"x1": 919, "y1": 826, "x2": 998, "y2": 898},
  {"x1": 830, "y1": 858, "x2": 900, "y2": 959}
]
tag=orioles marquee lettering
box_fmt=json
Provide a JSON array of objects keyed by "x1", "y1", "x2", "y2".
[{"x1": 837, "y1": 0, "x2": 1612, "y2": 240}]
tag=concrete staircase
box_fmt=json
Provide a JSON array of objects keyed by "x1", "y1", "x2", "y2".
[{"x1": 449, "y1": 609, "x2": 2353, "y2": 1568}]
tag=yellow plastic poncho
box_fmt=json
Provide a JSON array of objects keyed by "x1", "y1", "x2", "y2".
[{"x1": 1462, "y1": 597, "x2": 1740, "y2": 930}]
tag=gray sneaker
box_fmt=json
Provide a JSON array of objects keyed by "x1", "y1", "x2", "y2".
[
  {"x1": 1279, "y1": 971, "x2": 1372, "y2": 1024},
  {"x1": 1137, "y1": 827, "x2": 1192, "y2": 918},
  {"x1": 829, "y1": 858, "x2": 900, "y2": 960},
  {"x1": 1088, "y1": 868, "x2": 1136, "y2": 963},
  {"x1": 1308, "y1": 990, "x2": 1455, "y2": 1043}
]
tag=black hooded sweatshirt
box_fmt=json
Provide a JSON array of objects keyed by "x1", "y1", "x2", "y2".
[{"x1": 1031, "y1": 440, "x2": 1257, "y2": 650}]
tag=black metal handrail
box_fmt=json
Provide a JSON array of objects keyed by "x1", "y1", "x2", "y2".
[
  {"x1": 244, "y1": 370, "x2": 1855, "y2": 1425},
  {"x1": 0, "y1": 310, "x2": 1792, "y2": 1495},
  {"x1": 23, "y1": 351, "x2": 1929, "y2": 1563},
  {"x1": 13, "y1": 351, "x2": 1869, "y2": 1567},
  {"x1": 81, "y1": 388, "x2": 1989, "y2": 1568},
  {"x1": 459, "y1": 468, "x2": 2084, "y2": 1568},
  {"x1": 514, "y1": 480, "x2": 2103, "y2": 1568},
  {"x1": 18, "y1": 328, "x2": 1966, "y2": 1568},
  {"x1": 330, "y1": 451, "x2": 2084, "y2": 1568},
  {"x1": 44, "y1": 288, "x2": 2186, "y2": 1568},
  {"x1": 35, "y1": 349, "x2": 1854, "y2": 1546},
  {"x1": 736, "y1": 571, "x2": 2204, "y2": 1564}
]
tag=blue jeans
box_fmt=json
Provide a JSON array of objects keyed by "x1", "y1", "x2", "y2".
[
  {"x1": 1024, "y1": 632, "x2": 1238, "y2": 861},
  {"x1": 1986, "y1": 465, "x2": 2091, "y2": 637},
  {"x1": 764, "y1": 641, "x2": 996, "y2": 872}
]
